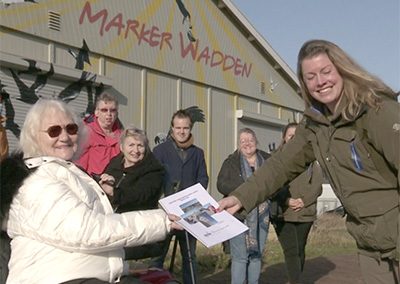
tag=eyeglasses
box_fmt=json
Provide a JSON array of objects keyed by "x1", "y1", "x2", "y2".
[
  {"x1": 98, "y1": 108, "x2": 117, "y2": 114},
  {"x1": 41, "y1": 123, "x2": 79, "y2": 138}
]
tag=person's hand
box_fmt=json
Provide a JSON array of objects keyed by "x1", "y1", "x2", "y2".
[
  {"x1": 217, "y1": 196, "x2": 243, "y2": 215},
  {"x1": 99, "y1": 173, "x2": 115, "y2": 196},
  {"x1": 168, "y1": 214, "x2": 183, "y2": 230},
  {"x1": 288, "y1": 198, "x2": 304, "y2": 212}
]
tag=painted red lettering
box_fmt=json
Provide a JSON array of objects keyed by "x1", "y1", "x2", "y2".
[
  {"x1": 79, "y1": 1, "x2": 108, "y2": 36},
  {"x1": 234, "y1": 58, "x2": 243, "y2": 76},
  {"x1": 210, "y1": 50, "x2": 224, "y2": 67},
  {"x1": 242, "y1": 63, "x2": 252, "y2": 78},
  {"x1": 149, "y1": 26, "x2": 160, "y2": 47},
  {"x1": 160, "y1": 32, "x2": 173, "y2": 50},
  {"x1": 104, "y1": 13, "x2": 125, "y2": 36},
  {"x1": 180, "y1": 32, "x2": 198, "y2": 60},
  {"x1": 138, "y1": 24, "x2": 151, "y2": 45},
  {"x1": 223, "y1": 55, "x2": 235, "y2": 71},
  {"x1": 125, "y1": 20, "x2": 140, "y2": 39},
  {"x1": 197, "y1": 46, "x2": 211, "y2": 65}
]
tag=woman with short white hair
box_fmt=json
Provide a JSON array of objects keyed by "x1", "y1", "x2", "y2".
[{"x1": 5, "y1": 99, "x2": 179, "y2": 284}]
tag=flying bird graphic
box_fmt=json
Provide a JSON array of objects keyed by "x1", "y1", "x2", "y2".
[
  {"x1": 18, "y1": 59, "x2": 42, "y2": 75},
  {"x1": 175, "y1": 0, "x2": 196, "y2": 42},
  {"x1": 84, "y1": 82, "x2": 104, "y2": 115},
  {"x1": 58, "y1": 71, "x2": 96, "y2": 103},
  {"x1": 2, "y1": 92, "x2": 21, "y2": 138},
  {"x1": 0, "y1": 81, "x2": 9, "y2": 118},
  {"x1": 10, "y1": 63, "x2": 54, "y2": 104},
  {"x1": 185, "y1": 105, "x2": 205, "y2": 123},
  {"x1": 2, "y1": 0, "x2": 37, "y2": 6},
  {"x1": 176, "y1": 0, "x2": 191, "y2": 24},
  {"x1": 68, "y1": 39, "x2": 91, "y2": 70}
]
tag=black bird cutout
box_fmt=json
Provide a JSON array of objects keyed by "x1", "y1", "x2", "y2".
[
  {"x1": 2, "y1": 92, "x2": 21, "y2": 138},
  {"x1": 18, "y1": 59, "x2": 42, "y2": 75},
  {"x1": 68, "y1": 39, "x2": 91, "y2": 70},
  {"x1": 10, "y1": 63, "x2": 54, "y2": 105},
  {"x1": 84, "y1": 82, "x2": 104, "y2": 116},
  {"x1": 58, "y1": 71, "x2": 96, "y2": 103},
  {"x1": 3, "y1": 0, "x2": 37, "y2": 6},
  {"x1": 176, "y1": 0, "x2": 191, "y2": 24},
  {"x1": 175, "y1": 0, "x2": 196, "y2": 42},
  {"x1": 154, "y1": 105, "x2": 205, "y2": 145}
]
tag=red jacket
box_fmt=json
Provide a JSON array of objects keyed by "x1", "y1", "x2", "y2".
[{"x1": 75, "y1": 118, "x2": 122, "y2": 175}]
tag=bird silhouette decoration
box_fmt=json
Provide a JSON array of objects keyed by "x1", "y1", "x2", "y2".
[
  {"x1": 175, "y1": 0, "x2": 196, "y2": 42},
  {"x1": 154, "y1": 106, "x2": 205, "y2": 145},
  {"x1": 84, "y1": 82, "x2": 104, "y2": 116},
  {"x1": 9, "y1": 63, "x2": 54, "y2": 105},
  {"x1": 68, "y1": 39, "x2": 91, "y2": 70},
  {"x1": 18, "y1": 59, "x2": 42, "y2": 75},
  {"x1": 0, "y1": 81, "x2": 8, "y2": 118},
  {"x1": 3, "y1": 0, "x2": 37, "y2": 6},
  {"x1": 0, "y1": 86, "x2": 21, "y2": 138},
  {"x1": 58, "y1": 71, "x2": 96, "y2": 103}
]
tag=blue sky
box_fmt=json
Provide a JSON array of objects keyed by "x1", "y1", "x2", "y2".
[{"x1": 232, "y1": 0, "x2": 400, "y2": 91}]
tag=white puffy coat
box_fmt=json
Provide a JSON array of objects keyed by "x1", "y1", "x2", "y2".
[{"x1": 6, "y1": 157, "x2": 170, "y2": 284}]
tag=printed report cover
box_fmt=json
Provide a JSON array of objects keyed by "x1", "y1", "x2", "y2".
[{"x1": 159, "y1": 183, "x2": 248, "y2": 248}]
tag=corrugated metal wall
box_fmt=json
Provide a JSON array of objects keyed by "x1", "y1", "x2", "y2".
[{"x1": 0, "y1": 0, "x2": 304, "y2": 198}]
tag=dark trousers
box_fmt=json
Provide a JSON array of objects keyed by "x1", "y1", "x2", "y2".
[
  {"x1": 273, "y1": 220, "x2": 313, "y2": 284},
  {"x1": 152, "y1": 230, "x2": 197, "y2": 284}
]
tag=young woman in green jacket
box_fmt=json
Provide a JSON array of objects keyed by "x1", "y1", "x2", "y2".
[{"x1": 219, "y1": 39, "x2": 399, "y2": 284}]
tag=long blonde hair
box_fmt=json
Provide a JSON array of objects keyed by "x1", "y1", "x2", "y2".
[{"x1": 297, "y1": 39, "x2": 397, "y2": 120}]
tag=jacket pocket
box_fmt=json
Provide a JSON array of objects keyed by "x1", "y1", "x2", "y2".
[
  {"x1": 345, "y1": 197, "x2": 398, "y2": 252},
  {"x1": 333, "y1": 130, "x2": 366, "y2": 172}
]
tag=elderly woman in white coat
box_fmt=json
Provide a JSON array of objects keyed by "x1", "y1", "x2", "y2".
[{"x1": 5, "y1": 99, "x2": 179, "y2": 284}]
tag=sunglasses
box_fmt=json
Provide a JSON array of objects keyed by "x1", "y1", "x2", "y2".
[{"x1": 42, "y1": 123, "x2": 79, "y2": 138}]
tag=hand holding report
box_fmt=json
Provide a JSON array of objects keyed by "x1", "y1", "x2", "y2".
[{"x1": 159, "y1": 183, "x2": 248, "y2": 248}]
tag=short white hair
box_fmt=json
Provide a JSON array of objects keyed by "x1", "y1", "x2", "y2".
[{"x1": 19, "y1": 99, "x2": 87, "y2": 159}]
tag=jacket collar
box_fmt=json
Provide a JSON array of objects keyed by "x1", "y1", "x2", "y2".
[
  {"x1": 304, "y1": 96, "x2": 367, "y2": 129},
  {"x1": 89, "y1": 117, "x2": 122, "y2": 137},
  {"x1": 24, "y1": 156, "x2": 72, "y2": 169}
]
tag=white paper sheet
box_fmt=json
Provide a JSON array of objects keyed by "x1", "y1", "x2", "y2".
[{"x1": 159, "y1": 183, "x2": 248, "y2": 248}]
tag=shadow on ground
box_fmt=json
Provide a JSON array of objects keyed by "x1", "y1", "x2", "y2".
[{"x1": 199, "y1": 254, "x2": 363, "y2": 284}]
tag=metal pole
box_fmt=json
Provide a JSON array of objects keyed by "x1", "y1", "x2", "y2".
[
  {"x1": 185, "y1": 230, "x2": 196, "y2": 284},
  {"x1": 169, "y1": 233, "x2": 178, "y2": 273}
]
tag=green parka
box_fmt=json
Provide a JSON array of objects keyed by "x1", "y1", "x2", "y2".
[
  {"x1": 232, "y1": 97, "x2": 400, "y2": 260},
  {"x1": 270, "y1": 161, "x2": 323, "y2": 223}
]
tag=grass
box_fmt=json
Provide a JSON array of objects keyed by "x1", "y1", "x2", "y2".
[{"x1": 131, "y1": 213, "x2": 357, "y2": 279}]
